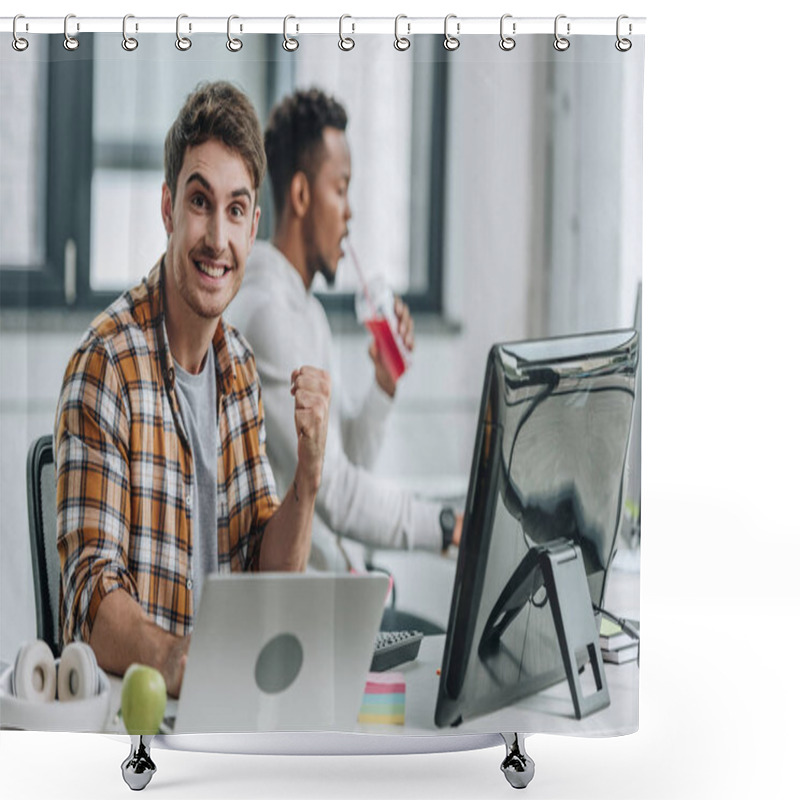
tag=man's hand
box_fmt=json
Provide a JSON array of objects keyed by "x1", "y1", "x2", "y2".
[
  {"x1": 442, "y1": 513, "x2": 465, "y2": 554},
  {"x1": 370, "y1": 296, "x2": 415, "y2": 398},
  {"x1": 257, "y1": 366, "x2": 330, "y2": 573},
  {"x1": 290, "y1": 366, "x2": 331, "y2": 499},
  {"x1": 161, "y1": 635, "x2": 191, "y2": 699}
]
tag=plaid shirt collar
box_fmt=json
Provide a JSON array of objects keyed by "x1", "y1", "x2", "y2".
[{"x1": 144, "y1": 257, "x2": 238, "y2": 399}]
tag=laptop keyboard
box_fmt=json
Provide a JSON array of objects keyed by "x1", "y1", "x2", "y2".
[{"x1": 370, "y1": 630, "x2": 424, "y2": 672}]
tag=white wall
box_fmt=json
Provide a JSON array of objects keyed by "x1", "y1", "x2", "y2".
[{"x1": 0, "y1": 318, "x2": 87, "y2": 658}]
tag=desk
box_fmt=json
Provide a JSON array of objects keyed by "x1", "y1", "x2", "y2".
[
  {"x1": 99, "y1": 638, "x2": 637, "y2": 756},
  {"x1": 119, "y1": 637, "x2": 636, "y2": 758},
  {"x1": 97, "y1": 557, "x2": 640, "y2": 755},
  {"x1": 358, "y1": 635, "x2": 638, "y2": 739}
]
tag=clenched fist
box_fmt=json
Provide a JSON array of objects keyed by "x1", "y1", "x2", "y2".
[{"x1": 290, "y1": 365, "x2": 331, "y2": 500}]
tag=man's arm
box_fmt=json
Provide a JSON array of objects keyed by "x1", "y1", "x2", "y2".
[
  {"x1": 56, "y1": 341, "x2": 138, "y2": 646},
  {"x1": 257, "y1": 365, "x2": 330, "y2": 571},
  {"x1": 57, "y1": 341, "x2": 189, "y2": 697},
  {"x1": 233, "y1": 278, "x2": 448, "y2": 554},
  {"x1": 91, "y1": 590, "x2": 189, "y2": 698},
  {"x1": 240, "y1": 299, "x2": 445, "y2": 553}
]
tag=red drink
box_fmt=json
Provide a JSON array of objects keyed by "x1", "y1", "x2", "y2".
[
  {"x1": 365, "y1": 316, "x2": 407, "y2": 382},
  {"x1": 346, "y1": 240, "x2": 409, "y2": 383}
]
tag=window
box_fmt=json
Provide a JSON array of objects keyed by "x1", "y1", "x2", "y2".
[
  {"x1": 0, "y1": 39, "x2": 91, "y2": 308},
  {"x1": 0, "y1": 57, "x2": 47, "y2": 267},
  {"x1": 1, "y1": 35, "x2": 446, "y2": 316},
  {"x1": 284, "y1": 36, "x2": 447, "y2": 314}
]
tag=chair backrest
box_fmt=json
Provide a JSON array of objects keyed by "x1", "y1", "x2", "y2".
[{"x1": 26, "y1": 434, "x2": 60, "y2": 656}]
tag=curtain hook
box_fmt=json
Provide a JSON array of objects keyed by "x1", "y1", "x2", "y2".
[
  {"x1": 12, "y1": 14, "x2": 29, "y2": 52},
  {"x1": 283, "y1": 15, "x2": 299, "y2": 51},
  {"x1": 339, "y1": 14, "x2": 355, "y2": 51},
  {"x1": 499, "y1": 14, "x2": 516, "y2": 51},
  {"x1": 175, "y1": 14, "x2": 192, "y2": 51},
  {"x1": 227, "y1": 15, "x2": 243, "y2": 52},
  {"x1": 394, "y1": 14, "x2": 410, "y2": 51},
  {"x1": 553, "y1": 14, "x2": 570, "y2": 52},
  {"x1": 615, "y1": 14, "x2": 632, "y2": 52},
  {"x1": 443, "y1": 14, "x2": 460, "y2": 51},
  {"x1": 63, "y1": 13, "x2": 79, "y2": 51},
  {"x1": 122, "y1": 14, "x2": 139, "y2": 52}
]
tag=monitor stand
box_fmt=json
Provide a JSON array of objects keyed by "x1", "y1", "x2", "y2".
[
  {"x1": 540, "y1": 541, "x2": 610, "y2": 719},
  {"x1": 479, "y1": 539, "x2": 609, "y2": 720}
]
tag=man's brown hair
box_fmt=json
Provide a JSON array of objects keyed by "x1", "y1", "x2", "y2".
[{"x1": 164, "y1": 81, "x2": 266, "y2": 202}]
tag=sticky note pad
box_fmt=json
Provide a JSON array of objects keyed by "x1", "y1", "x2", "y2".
[{"x1": 358, "y1": 671, "x2": 406, "y2": 725}]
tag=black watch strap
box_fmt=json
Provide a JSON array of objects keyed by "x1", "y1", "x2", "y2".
[{"x1": 440, "y1": 507, "x2": 456, "y2": 550}]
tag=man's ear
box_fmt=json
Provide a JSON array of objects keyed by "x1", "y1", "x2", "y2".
[
  {"x1": 289, "y1": 171, "x2": 311, "y2": 219},
  {"x1": 161, "y1": 182, "x2": 174, "y2": 235}
]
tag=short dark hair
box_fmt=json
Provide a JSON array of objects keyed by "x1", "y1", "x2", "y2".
[
  {"x1": 264, "y1": 88, "x2": 348, "y2": 219},
  {"x1": 164, "y1": 81, "x2": 266, "y2": 202}
]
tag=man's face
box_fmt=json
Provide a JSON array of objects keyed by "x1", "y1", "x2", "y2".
[
  {"x1": 303, "y1": 127, "x2": 352, "y2": 286},
  {"x1": 161, "y1": 138, "x2": 260, "y2": 323}
]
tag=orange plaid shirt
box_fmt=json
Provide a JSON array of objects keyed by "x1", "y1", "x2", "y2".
[{"x1": 55, "y1": 260, "x2": 280, "y2": 644}]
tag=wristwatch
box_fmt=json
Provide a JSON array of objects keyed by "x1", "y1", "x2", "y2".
[{"x1": 440, "y1": 507, "x2": 456, "y2": 550}]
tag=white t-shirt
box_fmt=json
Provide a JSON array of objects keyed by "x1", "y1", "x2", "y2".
[{"x1": 171, "y1": 343, "x2": 219, "y2": 614}]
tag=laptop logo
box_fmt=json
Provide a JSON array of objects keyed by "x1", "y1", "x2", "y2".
[{"x1": 254, "y1": 633, "x2": 304, "y2": 694}]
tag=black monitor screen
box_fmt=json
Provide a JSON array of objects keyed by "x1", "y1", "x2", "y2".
[{"x1": 435, "y1": 329, "x2": 639, "y2": 728}]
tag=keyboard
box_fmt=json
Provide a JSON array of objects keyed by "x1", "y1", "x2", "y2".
[{"x1": 370, "y1": 630, "x2": 424, "y2": 672}]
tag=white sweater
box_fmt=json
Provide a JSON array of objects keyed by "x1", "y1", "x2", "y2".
[{"x1": 226, "y1": 240, "x2": 442, "y2": 571}]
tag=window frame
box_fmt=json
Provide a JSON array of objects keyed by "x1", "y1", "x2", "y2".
[
  {"x1": 1, "y1": 35, "x2": 449, "y2": 318},
  {"x1": 1, "y1": 37, "x2": 94, "y2": 309}
]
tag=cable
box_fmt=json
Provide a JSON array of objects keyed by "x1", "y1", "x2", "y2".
[
  {"x1": 594, "y1": 605, "x2": 639, "y2": 639},
  {"x1": 594, "y1": 604, "x2": 640, "y2": 667}
]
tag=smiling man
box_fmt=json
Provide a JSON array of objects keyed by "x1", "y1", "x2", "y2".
[
  {"x1": 54, "y1": 82, "x2": 330, "y2": 697},
  {"x1": 227, "y1": 88, "x2": 462, "y2": 582}
]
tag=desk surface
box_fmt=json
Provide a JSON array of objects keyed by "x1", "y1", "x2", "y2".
[
  {"x1": 98, "y1": 557, "x2": 641, "y2": 745},
  {"x1": 357, "y1": 635, "x2": 638, "y2": 739},
  {"x1": 102, "y1": 635, "x2": 637, "y2": 745}
]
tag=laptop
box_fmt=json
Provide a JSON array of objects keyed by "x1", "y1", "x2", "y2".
[{"x1": 174, "y1": 572, "x2": 389, "y2": 733}]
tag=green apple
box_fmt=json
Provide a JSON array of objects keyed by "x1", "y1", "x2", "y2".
[{"x1": 120, "y1": 663, "x2": 167, "y2": 736}]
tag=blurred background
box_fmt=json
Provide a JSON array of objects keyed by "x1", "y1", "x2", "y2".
[{"x1": 0, "y1": 33, "x2": 643, "y2": 657}]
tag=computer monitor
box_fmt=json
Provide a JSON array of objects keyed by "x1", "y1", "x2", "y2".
[
  {"x1": 621, "y1": 283, "x2": 642, "y2": 548},
  {"x1": 435, "y1": 329, "x2": 639, "y2": 728}
]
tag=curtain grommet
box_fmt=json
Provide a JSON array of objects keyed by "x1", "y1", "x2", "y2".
[
  {"x1": 122, "y1": 14, "x2": 139, "y2": 52},
  {"x1": 394, "y1": 14, "x2": 411, "y2": 51},
  {"x1": 175, "y1": 14, "x2": 192, "y2": 51},
  {"x1": 283, "y1": 15, "x2": 299, "y2": 52},
  {"x1": 443, "y1": 14, "x2": 460, "y2": 51},
  {"x1": 63, "y1": 13, "x2": 79, "y2": 51},
  {"x1": 226, "y1": 15, "x2": 243, "y2": 52},
  {"x1": 615, "y1": 15, "x2": 633, "y2": 52},
  {"x1": 338, "y1": 14, "x2": 355, "y2": 51},
  {"x1": 499, "y1": 14, "x2": 516, "y2": 51},
  {"x1": 12, "y1": 14, "x2": 29, "y2": 52},
  {"x1": 553, "y1": 14, "x2": 570, "y2": 52}
]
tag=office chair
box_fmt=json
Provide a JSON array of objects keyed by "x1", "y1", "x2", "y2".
[{"x1": 26, "y1": 434, "x2": 61, "y2": 657}]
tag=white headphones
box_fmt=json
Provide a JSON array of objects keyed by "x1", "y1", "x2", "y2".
[{"x1": 11, "y1": 640, "x2": 102, "y2": 702}]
